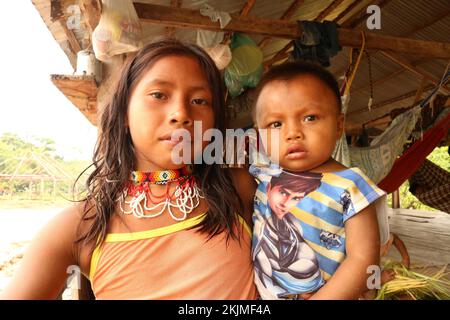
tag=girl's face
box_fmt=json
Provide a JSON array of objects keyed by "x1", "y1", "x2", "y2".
[
  {"x1": 127, "y1": 55, "x2": 215, "y2": 171},
  {"x1": 255, "y1": 75, "x2": 344, "y2": 172}
]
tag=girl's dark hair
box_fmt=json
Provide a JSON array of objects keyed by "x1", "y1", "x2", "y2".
[
  {"x1": 270, "y1": 171, "x2": 322, "y2": 195},
  {"x1": 74, "y1": 39, "x2": 244, "y2": 258},
  {"x1": 253, "y1": 61, "x2": 342, "y2": 118}
]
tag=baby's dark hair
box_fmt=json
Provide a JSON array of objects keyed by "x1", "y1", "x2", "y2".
[{"x1": 253, "y1": 61, "x2": 342, "y2": 119}]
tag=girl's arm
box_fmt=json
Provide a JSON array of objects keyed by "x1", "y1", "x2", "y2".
[
  {"x1": 0, "y1": 205, "x2": 84, "y2": 299},
  {"x1": 309, "y1": 204, "x2": 380, "y2": 300}
]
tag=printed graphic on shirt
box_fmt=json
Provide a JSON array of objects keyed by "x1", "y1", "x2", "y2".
[
  {"x1": 250, "y1": 165, "x2": 386, "y2": 300},
  {"x1": 252, "y1": 170, "x2": 325, "y2": 299}
]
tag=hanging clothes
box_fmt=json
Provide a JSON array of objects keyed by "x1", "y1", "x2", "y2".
[
  {"x1": 378, "y1": 111, "x2": 450, "y2": 193},
  {"x1": 409, "y1": 159, "x2": 450, "y2": 213},
  {"x1": 291, "y1": 20, "x2": 341, "y2": 67}
]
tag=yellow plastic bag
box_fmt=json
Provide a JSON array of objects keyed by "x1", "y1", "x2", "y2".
[{"x1": 93, "y1": 0, "x2": 142, "y2": 61}]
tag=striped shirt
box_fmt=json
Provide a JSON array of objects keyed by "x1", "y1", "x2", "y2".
[{"x1": 250, "y1": 165, "x2": 386, "y2": 300}]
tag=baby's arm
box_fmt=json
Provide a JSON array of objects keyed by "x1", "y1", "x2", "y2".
[
  {"x1": 0, "y1": 205, "x2": 84, "y2": 299},
  {"x1": 309, "y1": 203, "x2": 380, "y2": 300}
]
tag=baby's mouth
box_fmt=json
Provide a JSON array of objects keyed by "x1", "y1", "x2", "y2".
[{"x1": 286, "y1": 145, "x2": 307, "y2": 160}]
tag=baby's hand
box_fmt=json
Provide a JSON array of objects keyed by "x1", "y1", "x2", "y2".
[{"x1": 299, "y1": 292, "x2": 315, "y2": 300}]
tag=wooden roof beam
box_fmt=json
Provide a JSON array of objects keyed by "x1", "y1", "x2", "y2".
[
  {"x1": 222, "y1": 0, "x2": 256, "y2": 42},
  {"x1": 259, "y1": 0, "x2": 304, "y2": 49},
  {"x1": 79, "y1": 0, "x2": 101, "y2": 34},
  {"x1": 348, "y1": 83, "x2": 435, "y2": 116},
  {"x1": 379, "y1": 51, "x2": 450, "y2": 92},
  {"x1": 239, "y1": 0, "x2": 256, "y2": 16},
  {"x1": 58, "y1": 18, "x2": 81, "y2": 54},
  {"x1": 166, "y1": 0, "x2": 183, "y2": 37},
  {"x1": 314, "y1": 0, "x2": 346, "y2": 22},
  {"x1": 407, "y1": 9, "x2": 450, "y2": 36},
  {"x1": 333, "y1": 0, "x2": 360, "y2": 23},
  {"x1": 134, "y1": 3, "x2": 450, "y2": 59},
  {"x1": 352, "y1": 58, "x2": 427, "y2": 94}
]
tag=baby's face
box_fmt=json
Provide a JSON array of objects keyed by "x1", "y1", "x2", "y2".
[{"x1": 255, "y1": 75, "x2": 344, "y2": 172}]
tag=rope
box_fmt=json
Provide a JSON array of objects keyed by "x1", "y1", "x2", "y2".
[{"x1": 343, "y1": 31, "x2": 366, "y2": 98}]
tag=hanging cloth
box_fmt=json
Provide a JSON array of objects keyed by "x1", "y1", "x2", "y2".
[{"x1": 291, "y1": 20, "x2": 342, "y2": 67}]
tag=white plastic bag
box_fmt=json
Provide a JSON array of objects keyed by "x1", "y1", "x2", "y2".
[{"x1": 92, "y1": 0, "x2": 142, "y2": 61}]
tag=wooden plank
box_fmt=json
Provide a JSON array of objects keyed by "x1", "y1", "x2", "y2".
[
  {"x1": 50, "y1": 75, "x2": 98, "y2": 125},
  {"x1": 133, "y1": 3, "x2": 450, "y2": 59},
  {"x1": 385, "y1": 209, "x2": 450, "y2": 266}
]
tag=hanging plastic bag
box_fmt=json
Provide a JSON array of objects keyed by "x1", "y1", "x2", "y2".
[
  {"x1": 92, "y1": 0, "x2": 142, "y2": 61},
  {"x1": 225, "y1": 34, "x2": 263, "y2": 98}
]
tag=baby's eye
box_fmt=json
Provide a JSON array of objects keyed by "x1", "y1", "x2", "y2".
[
  {"x1": 191, "y1": 98, "x2": 209, "y2": 106},
  {"x1": 269, "y1": 121, "x2": 282, "y2": 128},
  {"x1": 304, "y1": 115, "x2": 317, "y2": 122},
  {"x1": 149, "y1": 92, "x2": 167, "y2": 100}
]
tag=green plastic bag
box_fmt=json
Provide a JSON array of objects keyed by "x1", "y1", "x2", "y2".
[{"x1": 225, "y1": 34, "x2": 264, "y2": 98}]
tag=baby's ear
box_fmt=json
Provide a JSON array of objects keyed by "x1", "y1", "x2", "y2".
[{"x1": 336, "y1": 113, "x2": 345, "y2": 138}]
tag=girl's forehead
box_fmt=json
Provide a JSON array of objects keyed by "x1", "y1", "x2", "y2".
[{"x1": 137, "y1": 55, "x2": 210, "y2": 89}]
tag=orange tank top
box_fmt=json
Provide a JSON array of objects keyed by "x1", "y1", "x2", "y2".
[{"x1": 89, "y1": 213, "x2": 257, "y2": 299}]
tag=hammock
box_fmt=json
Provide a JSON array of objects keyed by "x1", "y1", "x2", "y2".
[
  {"x1": 409, "y1": 159, "x2": 450, "y2": 213},
  {"x1": 378, "y1": 110, "x2": 450, "y2": 193}
]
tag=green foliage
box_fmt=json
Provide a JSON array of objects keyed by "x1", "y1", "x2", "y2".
[{"x1": 0, "y1": 132, "x2": 92, "y2": 203}]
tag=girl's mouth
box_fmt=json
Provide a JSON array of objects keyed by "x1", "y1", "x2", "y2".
[{"x1": 159, "y1": 133, "x2": 191, "y2": 146}]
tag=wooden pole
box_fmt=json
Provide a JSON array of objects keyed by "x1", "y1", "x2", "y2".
[
  {"x1": 134, "y1": 3, "x2": 450, "y2": 59},
  {"x1": 392, "y1": 190, "x2": 400, "y2": 209}
]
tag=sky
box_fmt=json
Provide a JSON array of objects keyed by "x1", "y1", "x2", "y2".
[{"x1": 0, "y1": 1, "x2": 98, "y2": 160}]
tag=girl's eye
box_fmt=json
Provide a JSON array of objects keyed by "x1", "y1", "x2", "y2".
[
  {"x1": 150, "y1": 92, "x2": 167, "y2": 100},
  {"x1": 304, "y1": 115, "x2": 317, "y2": 122},
  {"x1": 269, "y1": 121, "x2": 282, "y2": 128},
  {"x1": 191, "y1": 98, "x2": 209, "y2": 106},
  {"x1": 292, "y1": 197, "x2": 302, "y2": 201}
]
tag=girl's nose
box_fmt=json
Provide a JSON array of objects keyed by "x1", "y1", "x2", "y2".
[{"x1": 169, "y1": 101, "x2": 193, "y2": 126}]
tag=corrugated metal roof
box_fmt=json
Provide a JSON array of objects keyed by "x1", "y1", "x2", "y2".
[{"x1": 32, "y1": 0, "x2": 450, "y2": 129}]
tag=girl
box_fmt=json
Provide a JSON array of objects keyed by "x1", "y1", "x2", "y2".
[
  {"x1": 2, "y1": 39, "x2": 257, "y2": 299},
  {"x1": 250, "y1": 61, "x2": 385, "y2": 300}
]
